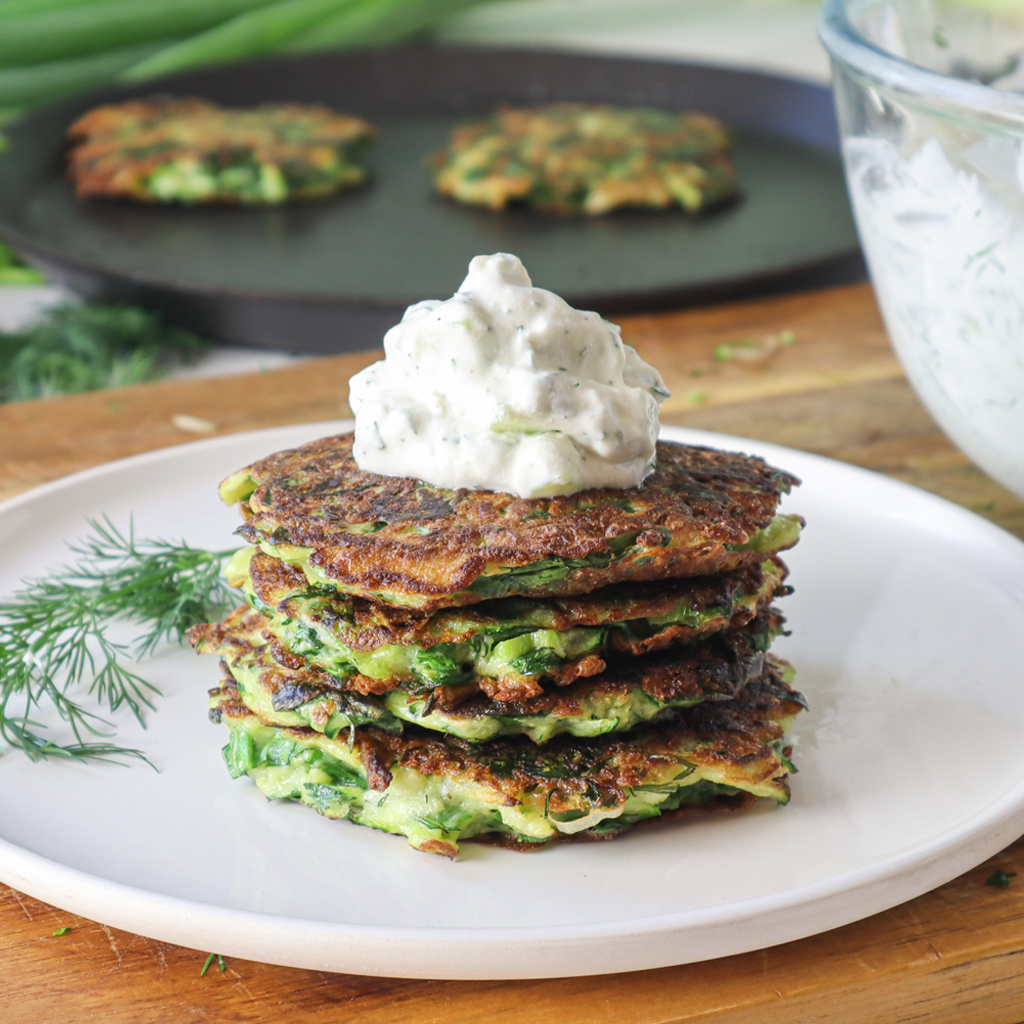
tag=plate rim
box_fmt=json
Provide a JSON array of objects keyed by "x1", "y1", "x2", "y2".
[{"x1": 1, "y1": 421, "x2": 1023, "y2": 979}]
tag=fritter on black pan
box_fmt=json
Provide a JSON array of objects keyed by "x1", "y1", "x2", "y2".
[
  {"x1": 218, "y1": 546, "x2": 788, "y2": 699},
  {"x1": 209, "y1": 669, "x2": 803, "y2": 856},
  {"x1": 428, "y1": 103, "x2": 739, "y2": 215},
  {"x1": 192, "y1": 602, "x2": 791, "y2": 743},
  {"x1": 219, "y1": 433, "x2": 802, "y2": 610},
  {"x1": 66, "y1": 95, "x2": 375, "y2": 205}
]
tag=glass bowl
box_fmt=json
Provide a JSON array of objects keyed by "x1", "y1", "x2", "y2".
[{"x1": 819, "y1": 0, "x2": 1024, "y2": 499}]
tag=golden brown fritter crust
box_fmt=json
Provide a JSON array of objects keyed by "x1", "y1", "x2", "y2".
[
  {"x1": 471, "y1": 792, "x2": 761, "y2": 850},
  {"x1": 226, "y1": 432, "x2": 800, "y2": 608},
  {"x1": 428, "y1": 102, "x2": 739, "y2": 216},
  {"x1": 245, "y1": 547, "x2": 786, "y2": 653},
  {"x1": 417, "y1": 625, "x2": 786, "y2": 713},
  {"x1": 210, "y1": 670, "x2": 802, "y2": 817},
  {"x1": 66, "y1": 95, "x2": 375, "y2": 205},
  {"x1": 190, "y1": 603, "x2": 788, "y2": 711}
]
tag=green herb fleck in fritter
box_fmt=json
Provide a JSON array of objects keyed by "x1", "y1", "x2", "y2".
[
  {"x1": 209, "y1": 668, "x2": 803, "y2": 856},
  {"x1": 219, "y1": 433, "x2": 801, "y2": 610},
  {"x1": 67, "y1": 95, "x2": 376, "y2": 205},
  {"x1": 429, "y1": 103, "x2": 739, "y2": 216}
]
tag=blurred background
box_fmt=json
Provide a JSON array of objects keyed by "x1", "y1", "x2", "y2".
[
  {"x1": 0, "y1": 0, "x2": 1020, "y2": 419},
  {"x1": 0, "y1": 0, "x2": 831, "y2": 395},
  {"x1": 438, "y1": 0, "x2": 828, "y2": 80}
]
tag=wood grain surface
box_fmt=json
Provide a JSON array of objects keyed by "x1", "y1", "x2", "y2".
[{"x1": 4, "y1": 282, "x2": 1024, "y2": 1024}]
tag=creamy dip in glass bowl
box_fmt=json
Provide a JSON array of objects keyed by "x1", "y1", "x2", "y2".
[{"x1": 819, "y1": 0, "x2": 1024, "y2": 499}]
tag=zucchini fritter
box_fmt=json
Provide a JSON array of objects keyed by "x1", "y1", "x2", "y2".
[
  {"x1": 209, "y1": 669, "x2": 803, "y2": 856},
  {"x1": 195, "y1": 429, "x2": 806, "y2": 856},
  {"x1": 193, "y1": 602, "x2": 791, "y2": 743},
  {"x1": 66, "y1": 95, "x2": 375, "y2": 205},
  {"x1": 220, "y1": 432, "x2": 801, "y2": 610},
  {"x1": 216, "y1": 546, "x2": 788, "y2": 698},
  {"x1": 429, "y1": 103, "x2": 739, "y2": 215}
]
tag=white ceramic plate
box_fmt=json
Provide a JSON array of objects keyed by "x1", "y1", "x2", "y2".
[{"x1": 2, "y1": 421, "x2": 1024, "y2": 981}]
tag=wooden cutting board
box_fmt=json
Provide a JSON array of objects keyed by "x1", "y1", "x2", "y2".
[{"x1": 3, "y1": 282, "x2": 1024, "y2": 1024}]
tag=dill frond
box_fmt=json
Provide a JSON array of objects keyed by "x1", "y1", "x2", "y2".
[
  {"x1": 0, "y1": 302, "x2": 208, "y2": 402},
  {"x1": 0, "y1": 516, "x2": 238, "y2": 764}
]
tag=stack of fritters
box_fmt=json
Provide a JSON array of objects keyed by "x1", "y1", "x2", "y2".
[{"x1": 191, "y1": 433, "x2": 805, "y2": 857}]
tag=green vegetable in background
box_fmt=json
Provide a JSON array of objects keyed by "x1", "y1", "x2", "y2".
[
  {"x1": 0, "y1": 0, "x2": 126, "y2": 16},
  {"x1": 281, "y1": 0, "x2": 496, "y2": 51},
  {"x1": 0, "y1": 0, "x2": 275, "y2": 66},
  {"x1": 122, "y1": 0, "x2": 501, "y2": 78},
  {"x1": 200, "y1": 953, "x2": 228, "y2": 975},
  {"x1": 0, "y1": 239, "x2": 45, "y2": 283},
  {"x1": 0, "y1": 40, "x2": 177, "y2": 109},
  {"x1": 120, "y1": 0, "x2": 365, "y2": 79},
  {"x1": 0, "y1": 0, "x2": 513, "y2": 112},
  {"x1": 0, "y1": 302, "x2": 208, "y2": 401},
  {"x1": 0, "y1": 0, "x2": 1017, "y2": 114}
]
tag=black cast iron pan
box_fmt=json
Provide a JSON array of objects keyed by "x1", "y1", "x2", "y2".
[{"x1": 0, "y1": 47, "x2": 861, "y2": 353}]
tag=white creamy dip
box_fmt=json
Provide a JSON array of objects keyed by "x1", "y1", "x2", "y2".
[
  {"x1": 845, "y1": 135, "x2": 1024, "y2": 499},
  {"x1": 348, "y1": 253, "x2": 670, "y2": 498}
]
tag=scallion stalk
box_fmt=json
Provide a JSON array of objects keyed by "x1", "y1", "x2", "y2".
[
  {"x1": 0, "y1": 0, "x2": 110, "y2": 18},
  {"x1": 284, "y1": 0, "x2": 495, "y2": 50},
  {"x1": 0, "y1": 0, "x2": 512, "y2": 113},
  {"x1": 120, "y1": 0, "x2": 363, "y2": 80},
  {"x1": 0, "y1": 0, "x2": 275, "y2": 66},
  {"x1": 0, "y1": 41, "x2": 174, "y2": 108}
]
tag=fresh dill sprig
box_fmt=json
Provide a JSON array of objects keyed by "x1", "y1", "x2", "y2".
[
  {"x1": 0, "y1": 302, "x2": 208, "y2": 402},
  {"x1": 0, "y1": 517, "x2": 238, "y2": 764}
]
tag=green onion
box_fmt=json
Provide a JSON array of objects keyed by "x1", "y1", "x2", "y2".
[
  {"x1": 0, "y1": 0, "x2": 108, "y2": 18},
  {"x1": 0, "y1": 0, "x2": 512, "y2": 113},
  {"x1": 121, "y1": 0, "x2": 363, "y2": 80},
  {"x1": 200, "y1": 953, "x2": 227, "y2": 975},
  {"x1": 0, "y1": 0, "x2": 275, "y2": 66},
  {"x1": 285, "y1": 0, "x2": 491, "y2": 50},
  {"x1": 0, "y1": 240, "x2": 45, "y2": 283},
  {"x1": 0, "y1": 41, "x2": 174, "y2": 109},
  {"x1": 0, "y1": 268, "x2": 44, "y2": 284}
]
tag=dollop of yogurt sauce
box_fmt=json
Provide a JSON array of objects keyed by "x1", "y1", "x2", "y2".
[{"x1": 348, "y1": 253, "x2": 670, "y2": 498}]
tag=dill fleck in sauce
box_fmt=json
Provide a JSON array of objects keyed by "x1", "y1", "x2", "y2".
[{"x1": 348, "y1": 253, "x2": 670, "y2": 498}]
